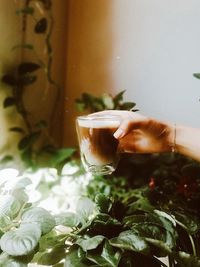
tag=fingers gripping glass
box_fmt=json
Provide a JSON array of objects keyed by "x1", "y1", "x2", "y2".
[{"x1": 76, "y1": 115, "x2": 121, "y2": 175}]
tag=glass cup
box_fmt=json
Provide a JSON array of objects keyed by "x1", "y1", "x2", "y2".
[{"x1": 76, "y1": 114, "x2": 121, "y2": 175}]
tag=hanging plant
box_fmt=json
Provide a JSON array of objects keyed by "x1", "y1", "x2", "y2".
[{"x1": 0, "y1": 0, "x2": 70, "y2": 169}]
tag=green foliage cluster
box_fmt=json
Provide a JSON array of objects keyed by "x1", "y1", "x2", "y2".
[
  {"x1": 0, "y1": 89, "x2": 200, "y2": 266},
  {"x1": 1, "y1": 165, "x2": 199, "y2": 267},
  {"x1": 0, "y1": 177, "x2": 56, "y2": 266},
  {"x1": 75, "y1": 90, "x2": 138, "y2": 112}
]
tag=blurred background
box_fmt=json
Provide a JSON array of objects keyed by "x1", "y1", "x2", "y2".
[{"x1": 1, "y1": 0, "x2": 200, "y2": 152}]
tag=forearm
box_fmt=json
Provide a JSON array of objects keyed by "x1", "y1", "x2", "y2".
[{"x1": 175, "y1": 125, "x2": 200, "y2": 162}]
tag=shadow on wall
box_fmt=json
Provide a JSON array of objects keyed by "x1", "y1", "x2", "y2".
[{"x1": 64, "y1": 0, "x2": 115, "y2": 146}]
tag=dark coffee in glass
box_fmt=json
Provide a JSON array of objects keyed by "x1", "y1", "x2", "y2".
[{"x1": 76, "y1": 115, "x2": 120, "y2": 175}]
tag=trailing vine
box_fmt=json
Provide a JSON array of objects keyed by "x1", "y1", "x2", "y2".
[{"x1": 1, "y1": 0, "x2": 63, "y2": 168}]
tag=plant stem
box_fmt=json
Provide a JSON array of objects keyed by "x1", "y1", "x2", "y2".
[
  {"x1": 189, "y1": 234, "x2": 197, "y2": 257},
  {"x1": 168, "y1": 255, "x2": 175, "y2": 267},
  {"x1": 174, "y1": 218, "x2": 197, "y2": 257}
]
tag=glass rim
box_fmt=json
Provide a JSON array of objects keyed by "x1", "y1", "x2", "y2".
[{"x1": 77, "y1": 114, "x2": 120, "y2": 121}]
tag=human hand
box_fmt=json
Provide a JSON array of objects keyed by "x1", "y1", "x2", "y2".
[{"x1": 90, "y1": 110, "x2": 174, "y2": 154}]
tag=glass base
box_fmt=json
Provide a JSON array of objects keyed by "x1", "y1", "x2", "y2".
[{"x1": 86, "y1": 164, "x2": 115, "y2": 175}]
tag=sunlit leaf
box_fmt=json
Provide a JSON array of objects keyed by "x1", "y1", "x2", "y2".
[
  {"x1": 76, "y1": 197, "x2": 95, "y2": 223},
  {"x1": 0, "y1": 155, "x2": 14, "y2": 164},
  {"x1": 0, "y1": 196, "x2": 21, "y2": 228},
  {"x1": 76, "y1": 235, "x2": 105, "y2": 252},
  {"x1": 35, "y1": 245, "x2": 66, "y2": 265},
  {"x1": 50, "y1": 148, "x2": 76, "y2": 166},
  {"x1": 102, "y1": 94, "x2": 114, "y2": 109},
  {"x1": 0, "y1": 252, "x2": 27, "y2": 267},
  {"x1": 55, "y1": 212, "x2": 79, "y2": 227},
  {"x1": 21, "y1": 207, "x2": 56, "y2": 235},
  {"x1": 109, "y1": 230, "x2": 149, "y2": 253},
  {"x1": 0, "y1": 224, "x2": 41, "y2": 256}
]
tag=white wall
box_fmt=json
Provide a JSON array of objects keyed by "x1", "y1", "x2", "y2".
[
  {"x1": 112, "y1": 0, "x2": 200, "y2": 126},
  {"x1": 64, "y1": 0, "x2": 200, "y2": 146}
]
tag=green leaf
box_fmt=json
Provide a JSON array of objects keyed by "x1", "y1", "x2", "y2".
[
  {"x1": 175, "y1": 251, "x2": 200, "y2": 267},
  {"x1": 75, "y1": 101, "x2": 86, "y2": 112},
  {"x1": 53, "y1": 263, "x2": 65, "y2": 267},
  {"x1": 50, "y1": 148, "x2": 76, "y2": 166},
  {"x1": 1, "y1": 75, "x2": 17, "y2": 86},
  {"x1": 102, "y1": 94, "x2": 114, "y2": 109},
  {"x1": 55, "y1": 212, "x2": 80, "y2": 227},
  {"x1": 16, "y1": 7, "x2": 34, "y2": 15},
  {"x1": 12, "y1": 178, "x2": 32, "y2": 190},
  {"x1": 21, "y1": 207, "x2": 56, "y2": 235},
  {"x1": 35, "y1": 18, "x2": 48, "y2": 33},
  {"x1": 87, "y1": 240, "x2": 121, "y2": 267},
  {"x1": 65, "y1": 249, "x2": 89, "y2": 267},
  {"x1": 109, "y1": 230, "x2": 149, "y2": 253},
  {"x1": 0, "y1": 224, "x2": 41, "y2": 256},
  {"x1": 120, "y1": 102, "x2": 136, "y2": 111},
  {"x1": 113, "y1": 90, "x2": 126, "y2": 105},
  {"x1": 125, "y1": 210, "x2": 177, "y2": 255},
  {"x1": 11, "y1": 189, "x2": 29, "y2": 206},
  {"x1": 0, "y1": 252, "x2": 27, "y2": 267},
  {"x1": 12, "y1": 44, "x2": 34, "y2": 51},
  {"x1": 193, "y1": 73, "x2": 200, "y2": 79},
  {"x1": 3, "y1": 97, "x2": 16, "y2": 108},
  {"x1": 127, "y1": 197, "x2": 154, "y2": 214},
  {"x1": 18, "y1": 62, "x2": 41, "y2": 75},
  {"x1": 9, "y1": 127, "x2": 25, "y2": 133},
  {"x1": 18, "y1": 131, "x2": 41, "y2": 150},
  {"x1": 76, "y1": 235, "x2": 105, "y2": 252},
  {"x1": 37, "y1": 231, "x2": 66, "y2": 251},
  {"x1": 0, "y1": 196, "x2": 21, "y2": 229},
  {"x1": 19, "y1": 75, "x2": 37, "y2": 86},
  {"x1": 35, "y1": 245, "x2": 66, "y2": 265},
  {"x1": 172, "y1": 211, "x2": 200, "y2": 235},
  {"x1": 0, "y1": 155, "x2": 14, "y2": 164},
  {"x1": 76, "y1": 198, "x2": 95, "y2": 223},
  {"x1": 20, "y1": 148, "x2": 33, "y2": 168},
  {"x1": 95, "y1": 194, "x2": 112, "y2": 213},
  {"x1": 145, "y1": 238, "x2": 172, "y2": 254}
]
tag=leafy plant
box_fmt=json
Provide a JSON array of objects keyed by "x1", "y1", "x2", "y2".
[
  {"x1": 0, "y1": 176, "x2": 56, "y2": 266},
  {"x1": 1, "y1": 67, "x2": 200, "y2": 267},
  {"x1": 75, "y1": 90, "x2": 138, "y2": 112}
]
